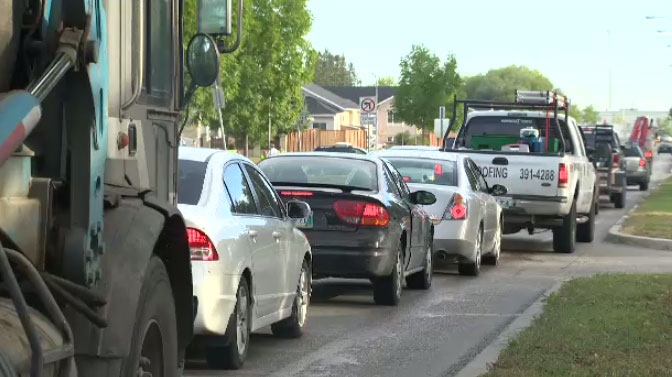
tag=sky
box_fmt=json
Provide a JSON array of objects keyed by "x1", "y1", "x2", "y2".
[{"x1": 306, "y1": 0, "x2": 672, "y2": 112}]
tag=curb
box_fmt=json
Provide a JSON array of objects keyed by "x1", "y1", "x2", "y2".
[
  {"x1": 453, "y1": 280, "x2": 565, "y2": 377},
  {"x1": 605, "y1": 180, "x2": 672, "y2": 251}
]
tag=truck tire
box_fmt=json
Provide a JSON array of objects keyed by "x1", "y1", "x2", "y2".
[
  {"x1": 576, "y1": 197, "x2": 596, "y2": 243},
  {"x1": 639, "y1": 181, "x2": 649, "y2": 191},
  {"x1": 373, "y1": 243, "x2": 403, "y2": 306},
  {"x1": 553, "y1": 200, "x2": 576, "y2": 253},
  {"x1": 206, "y1": 277, "x2": 251, "y2": 370},
  {"x1": 123, "y1": 256, "x2": 179, "y2": 377},
  {"x1": 271, "y1": 259, "x2": 311, "y2": 338},
  {"x1": 613, "y1": 191, "x2": 625, "y2": 209}
]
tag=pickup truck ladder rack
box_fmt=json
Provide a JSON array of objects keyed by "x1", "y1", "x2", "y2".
[{"x1": 447, "y1": 90, "x2": 571, "y2": 153}]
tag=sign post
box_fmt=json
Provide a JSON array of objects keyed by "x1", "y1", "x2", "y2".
[{"x1": 360, "y1": 96, "x2": 378, "y2": 150}]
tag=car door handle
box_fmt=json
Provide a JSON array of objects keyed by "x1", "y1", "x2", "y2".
[
  {"x1": 272, "y1": 231, "x2": 282, "y2": 239},
  {"x1": 247, "y1": 230, "x2": 258, "y2": 238}
]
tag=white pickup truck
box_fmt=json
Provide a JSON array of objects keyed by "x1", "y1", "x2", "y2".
[{"x1": 447, "y1": 91, "x2": 597, "y2": 253}]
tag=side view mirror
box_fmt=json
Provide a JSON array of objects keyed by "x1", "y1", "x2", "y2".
[
  {"x1": 186, "y1": 33, "x2": 221, "y2": 88},
  {"x1": 198, "y1": 0, "x2": 233, "y2": 36},
  {"x1": 287, "y1": 201, "x2": 311, "y2": 219},
  {"x1": 489, "y1": 184, "x2": 508, "y2": 196},
  {"x1": 410, "y1": 190, "x2": 437, "y2": 206}
]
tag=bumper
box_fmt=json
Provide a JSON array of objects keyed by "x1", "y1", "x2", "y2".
[
  {"x1": 191, "y1": 262, "x2": 239, "y2": 335},
  {"x1": 432, "y1": 220, "x2": 476, "y2": 262},
  {"x1": 305, "y1": 228, "x2": 400, "y2": 279},
  {"x1": 626, "y1": 170, "x2": 649, "y2": 184}
]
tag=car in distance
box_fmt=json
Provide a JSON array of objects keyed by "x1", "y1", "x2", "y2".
[
  {"x1": 658, "y1": 143, "x2": 672, "y2": 154},
  {"x1": 314, "y1": 142, "x2": 367, "y2": 154},
  {"x1": 621, "y1": 143, "x2": 651, "y2": 191},
  {"x1": 178, "y1": 147, "x2": 313, "y2": 370},
  {"x1": 258, "y1": 152, "x2": 436, "y2": 306},
  {"x1": 373, "y1": 149, "x2": 506, "y2": 276}
]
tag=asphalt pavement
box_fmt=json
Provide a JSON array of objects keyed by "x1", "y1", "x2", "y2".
[{"x1": 185, "y1": 154, "x2": 672, "y2": 377}]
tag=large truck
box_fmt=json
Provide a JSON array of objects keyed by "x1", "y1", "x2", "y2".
[{"x1": 0, "y1": 0, "x2": 242, "y2": 376}]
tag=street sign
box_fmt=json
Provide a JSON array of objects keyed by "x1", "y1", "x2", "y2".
[
  {"x1": 359, "y1": 96, "x2": 377, "y2": 114},
  {"x1": 434, "y1": 118, "x2": 451, "y2": 137},
  {"x1": 361, "y1": 113, "x2": 377, "y2": 125}
]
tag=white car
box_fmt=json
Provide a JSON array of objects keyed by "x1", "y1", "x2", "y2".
[
  {"x1": 373, "y1": 149, "x2": 506, "y2": 276},
  {"x1": 178, "y1": 147, "x2": 312, "y2": 370}
]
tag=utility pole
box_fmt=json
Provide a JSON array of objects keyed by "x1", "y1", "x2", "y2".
[
  {"x1": 374, "y1": 80, "x2": 379, "y2": 150},
  {"x1": 213, "y1": 77, "x2": 226, "y2": 150},
  {"x1": 607, "y1": 29, "x2": 613, "y2": 111},
  {"x1": 268, "y1": 96, "x2": 272, "y2": 150}
]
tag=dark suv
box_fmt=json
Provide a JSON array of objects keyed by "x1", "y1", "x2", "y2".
[{"x1": 580, "y1": 125, "x2": 627, "y2": 208}]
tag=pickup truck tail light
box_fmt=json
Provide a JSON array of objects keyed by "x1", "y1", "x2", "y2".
[
  {"x1": 443, "y1": 193, "x2": 468, "y2": 220},
  {"x1": 558, "y1": 163, "x2": 569, "y2": 189},
  {"x1": 187, "y1": 228, "x2": 219, "y2": 261},
  {"x1": 612, "y1": 152, "x2": 620, "y2": 165},
  {"x1": 333, "y1": 200, "x2": 390, "y2": 227}
]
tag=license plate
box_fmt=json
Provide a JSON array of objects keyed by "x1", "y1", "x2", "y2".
[
  {"x1": 496, "y1": 196, "x2": 515, "y2": 208},
  {"x1": 295, "y1": 213, "x2": 314, "y2": 229}
]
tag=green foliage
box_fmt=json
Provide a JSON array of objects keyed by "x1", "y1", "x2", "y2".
[
  {"x1": 464, "y1": 65, "x2": 554, "y2": 102},
  {"x1": 395, "y1": 45, "x2": 462, "y2": 133},
  {"x1": 376, "y1": 76, "x2": 396, "y2": 86},
  {"x1": 582, "y1": 105, "x2": 600, "y2": 124},
  {"x1": 183, "y1": 0, "x2": 315, "y2": 146},
  {"x1": 392, "y1": 131, "x2": 419, "y2": 146},
  {"x1": 569, "y1": 104, "x2": 583, "y2": 122},
  {"x1": 657, "y1": 117, "x2": 671, "y2": 136},
  {"x1": 313, "y1": 50, "x2": 358, "y2": 86}
]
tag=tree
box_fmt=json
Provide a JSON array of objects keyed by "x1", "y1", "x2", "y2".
[
  {"x1": 313, "y1": 50, "x2": 358, "y2": 86},
  {"x1": 376, "y1": 76, "x2": 396, "y2": 86},
  {"x1": 183, "y1": 0, "x2": 316, "y2": 149},
  {"x1": 464, "y1": 65, "x2": 554, "y2": 102},
  {"x1": 392, "y1": 131, "x2": 418, "y2": 146},
  {"x1": 582, "y1": 105, "x2": 600, "y2": 124},
  {"x1": 395, "y1": 45, "x2": 462, "y2": 137}
]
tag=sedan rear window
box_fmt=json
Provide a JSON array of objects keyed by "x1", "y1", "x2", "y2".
[
  {"x1": 178, "y1": 160, "x2": 207, "y2": 205},
  {"x1": 258, "y1": 157, "x2": 378, "y2": 191},
  {"x1": 623, "y1": 145, "x2": 642, "y2": 157},
  {"x1": 385, "y1": 158, "x2": 458, "y2": 186}
]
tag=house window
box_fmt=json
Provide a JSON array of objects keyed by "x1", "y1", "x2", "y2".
[
  {"x1": 388, "y1": 110, "x2": 396, "y2": 123},
  {"x1": 312, "y1": 122, "x2": 327, "y2": 130},
  {"x1": 387, "y1": 136, "x2": 394, "y2": 143}
]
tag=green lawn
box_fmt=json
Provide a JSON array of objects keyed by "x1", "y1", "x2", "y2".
[
  {"x1": 482, "y1": 274, "x2": 672, "y2": 377},
  {"x1": 621, "y1": 177, "x2": 672, "y2": 239}
]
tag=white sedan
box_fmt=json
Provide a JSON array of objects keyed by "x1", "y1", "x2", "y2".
[
  {"x1": 373, "y1": 149, "x2": 507, "y2": 276},
  {"x1": 178, "y1": 147, "x2": 312, "y2": 370}
]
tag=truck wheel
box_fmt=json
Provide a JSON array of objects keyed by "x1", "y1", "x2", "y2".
[
  {"x1": 639, "y1": 181, "x2": 649, "y2": 191},
  {"x1": 553, "y1": 200, "x2": 576, "y2": 253},
  {"x1": 206, "y1": 277, "x2": 251, "y2": 369},
  {"x1": 373, "y1": 243, "x2": 403, "y2": 306},
  {"x1": 123, "y1": 256, "x2": 179, "y2": 377},
  {"x1": 271, "y1": 259, "x2": 311, "y2": 338},
  {"x1": 613, "y1": 191, "x2": 626, "y2": 209},
  {"x1": 576, "y1": 197, "x2": 596, "y2": 243},
  {"x1": 459, "y1": 227, "x2": 482, "y2": 276}
]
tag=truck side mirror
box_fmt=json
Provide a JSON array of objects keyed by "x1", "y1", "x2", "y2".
[
  {"x1": 198, "y1": 0, "x2": 233, "y2": 36},
  {"x1": 186, "y1": 33, "x2": 220, "y2": 88}
]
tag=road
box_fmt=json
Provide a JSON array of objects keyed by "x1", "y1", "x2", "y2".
[{"x1": 185, "y1": 154, "x2": 672, "y2": 377}]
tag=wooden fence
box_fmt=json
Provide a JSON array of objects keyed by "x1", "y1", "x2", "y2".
[{"x1": 285, "y1": 129, "x2": 367, "y2": 152}]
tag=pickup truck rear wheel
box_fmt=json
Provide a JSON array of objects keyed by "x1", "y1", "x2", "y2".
[
  {"x1": 553, "y1": 200, "x2": 577, "y2": 253},
  {"x1": 576, "y1": 197, "x2": 596, "y2": 243},
  {"x1": 639, "y1": 181, "x2": 649, "y2": 191},
  {"x1": 123, "y1": 256, "x2": 179, "y2": 377},
  {"x1": 613, "y1": 191, "x2": 626, "y2": 209}
]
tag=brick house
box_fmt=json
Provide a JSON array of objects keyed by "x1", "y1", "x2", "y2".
[{"x1": 322, "y1": 86, "x2": 420, "y2": 147}]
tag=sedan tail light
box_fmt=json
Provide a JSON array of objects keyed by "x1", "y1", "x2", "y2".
[
  {"x1": 443, "y1": 193, "x2": 468, "y2": 220},
  {"x1": 639, "y1": 158, "x2": 647, "y2": 167},
  {"x1": 333, "y1": 200, "x2": 390, "y2": 227},
  {"x1": 187, "y1": 228, "x2": 219, "y2": 261},
  {"x1": 644, "y1": 150, "x2": 653, "y2": 159}
]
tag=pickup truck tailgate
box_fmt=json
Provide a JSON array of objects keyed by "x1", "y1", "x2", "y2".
[{"x1": 471, "y1": 154, "x2": 560, "y2": 197}]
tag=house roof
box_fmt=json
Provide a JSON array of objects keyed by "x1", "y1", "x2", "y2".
[
  {"x1": 302, "y1": 83, "x2": 359, "y2": 110},
  {"x1": 322, "y1": 86, "x2": 396, "y2": 106},
  {"x1": 304, "y1": 96, "x2": 340, "y2": 115}
]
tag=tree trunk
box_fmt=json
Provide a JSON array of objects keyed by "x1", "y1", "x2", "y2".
[{"x1": 245, "y1": 133, "x2": 249, "y2": 156}]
